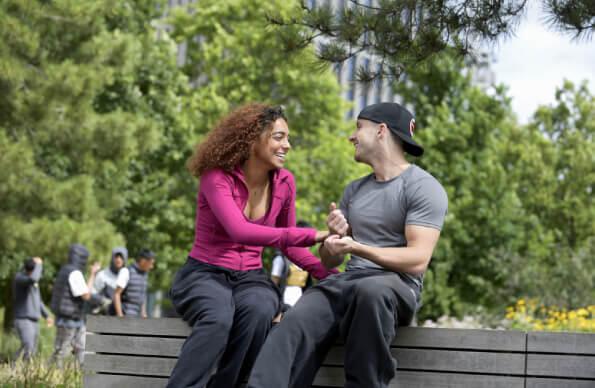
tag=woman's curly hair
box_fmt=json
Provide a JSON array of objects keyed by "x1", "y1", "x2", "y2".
[{"x1": 187, "y1": 103, "x2": 287, "y2": 178}]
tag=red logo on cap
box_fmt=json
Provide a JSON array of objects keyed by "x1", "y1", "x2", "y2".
[{"x1": 409, "y1": 119, "x2": 415, "y2": 137}]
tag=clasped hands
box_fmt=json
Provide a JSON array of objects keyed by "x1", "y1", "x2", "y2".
[{"x1": 324, "y1": 202, "x2": 356, "y2": 256}]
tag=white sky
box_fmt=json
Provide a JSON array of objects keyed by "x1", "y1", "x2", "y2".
[{"x1": 488, "y1": 1, "x2": 595, "y2": 124}]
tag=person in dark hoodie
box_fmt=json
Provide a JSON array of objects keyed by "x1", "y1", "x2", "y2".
[
  {"x1": 113, "y1": 248, "x2": 155, "y2": 318},
  {"x1": 50, "y1": 243, "x2": 104, "y2": 366},
  {"x1": 13, "y1": 256, "x2": 53, "y2": 360},
  {"x1": 92, "y1": 247, "x2": 128, "y2": 315}
]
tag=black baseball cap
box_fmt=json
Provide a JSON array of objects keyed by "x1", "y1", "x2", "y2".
[
  {"x1": 137, "y1": 248, "x2": 156, "y2": 260},
  {"x1": 357, "y1": 102, "x2": 424, "y2": 156}
]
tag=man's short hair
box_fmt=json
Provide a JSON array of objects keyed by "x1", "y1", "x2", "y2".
[
  {"x1": 137, "y1": 248, "x2": 156, "y2": 261},
  {"x1": 24, "y1": 257, "x2": 36, "y2": 272}
]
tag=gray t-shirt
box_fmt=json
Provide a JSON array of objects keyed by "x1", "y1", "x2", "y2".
[{"x1": 340, "y1": 165, "x2": 448, "y2": 286}]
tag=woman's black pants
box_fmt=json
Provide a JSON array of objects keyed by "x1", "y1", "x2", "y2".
[{"x1": 166, "y1": 258, "x2": 279, "y2": 388}]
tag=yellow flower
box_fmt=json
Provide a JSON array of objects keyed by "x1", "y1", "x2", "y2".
[{"x1": 505, "y1": 301, "x2": 595, "y2": 333}]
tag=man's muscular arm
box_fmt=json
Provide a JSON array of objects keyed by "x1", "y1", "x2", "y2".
[{"x1": 324, "y1": 225, "x2": 440, "y2": 275}]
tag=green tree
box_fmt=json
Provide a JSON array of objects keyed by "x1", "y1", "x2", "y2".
[
  {"x1": 0, "y1": 0, "x2": 193, "y2": 328},
  {"x1": 499, "y1": 81, "x2": 594, "y2": 308},
  {"x1": 269, "y1": 0, "x2": 594, "y2": 80},
  {"x1": 394, "y1": 54, "x2": 594, "y2": 319}
]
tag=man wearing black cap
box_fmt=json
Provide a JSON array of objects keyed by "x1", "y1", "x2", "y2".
[{"x1": 248, "y1": 103, "x2": 448, "y2": 388}]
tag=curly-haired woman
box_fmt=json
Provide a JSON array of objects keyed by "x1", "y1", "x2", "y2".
[{"x1": 167, "y1": 103, "x2": 335, "y2": 388}]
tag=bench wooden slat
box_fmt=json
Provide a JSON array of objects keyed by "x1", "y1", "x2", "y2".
[
  {"x1": 84, "y1": 372, "x2": 595, "y2": 388},
  {"x1": 84, "y1": 350, "x2": 526, "y2": 381},
  {"x1": 394, "y1": 327, "x2": 526, "y2": 351},
  {"x1": 87, "y1": 334, "x2": 184, "y2": 357},
  {"x1": 526, "y1": 378, "x2": 595, "y2": 388},
  {"x1": 86, "y1": 335, "x2": 525, "y2": 375},
  {"x1": 395, "y1": 371, "x2": 525, "y2": 388},
  {"x1": 527, "y1": 332, "x2": 595, "y2": 355},
  {"x1": 527, "y1": 354, "x2": 595, "y2": 379},
  {"x1": 84, "y1": 374, "x2": 169, "y2": 388},
  {"x1": 87, "y1": 316, "x2": 190, "y2": 336},
  {"x1": 395, "y1": 348, "x2": 526, "y2": 375},
  {"x1": 313, "y1": 367, "x2": 526, "y2": 388},
  {"x1": 84, "y1": 354, "x2": 177, "y2": 377},
  {"x1": 85, "y1": 372, "x2": 528, "y2": 388},
  {"x1": 86, "y1": 316, "x2": 526, "y2": 351},
  {"x1": 325, "y1": 347, "x2": 526, "y2": 375}
]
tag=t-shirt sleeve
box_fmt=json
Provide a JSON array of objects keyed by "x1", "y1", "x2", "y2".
[
  {"x1": 115, "y1": 267, "x2": 130, "y2": 289},
  {"x1": 68, "y1": 270, "x2": 89, "y2": 297},
  {"x1": 270, "y1": 255, "x2": 285, "y2": 277},
  {"x1": 405, "y1": 178, "x2": 448, "y2": 231},
  {"x1": 339, "y1": 182, "x2": 354, "y2": 221}
]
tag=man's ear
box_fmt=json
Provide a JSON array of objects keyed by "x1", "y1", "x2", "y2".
[{"x1": 377, "y1": 123, "x2": 389, "y2": 139}]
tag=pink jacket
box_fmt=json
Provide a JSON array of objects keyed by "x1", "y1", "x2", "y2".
[{"x1": 188, "y1": 166, "x2": 336, "y2": 280}]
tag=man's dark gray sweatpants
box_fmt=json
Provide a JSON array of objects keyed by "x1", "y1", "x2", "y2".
[{"x1": 248, "y1": 269, "x2": 420, "y2": 388}]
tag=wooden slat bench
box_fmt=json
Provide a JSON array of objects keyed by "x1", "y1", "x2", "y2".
[
  {"x1": 526, "y1": 331, "x2": 595, "y2": 388},
  {"x1": 83, "y1": 316, "x2": 595, "y2": 387}
]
